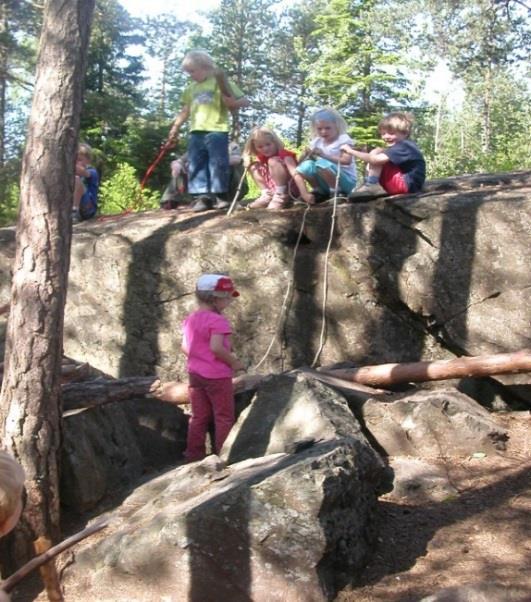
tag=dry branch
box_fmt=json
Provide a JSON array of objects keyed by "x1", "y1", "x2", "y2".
[
  {"x1": 321, "y1": 350, "x2": 531, "y2": 388},
  {"x1": 0, "y1": 520, "x2": 107, "y2": 594}
]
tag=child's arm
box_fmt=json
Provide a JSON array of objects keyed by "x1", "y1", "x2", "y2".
[
  {"x1": 210, "y1": 334, "x2": 245, "y2": 372},
  {"x1": 312, "y1": 147, "x2": 352, "y2": 166},
  {"x1": 215, "y1": 68, "x2": 250, "y2": 110},
  {"x1": 340, "y1": 144, "x2": 389, "y2": 166},
  {"x1": 75, "y1": 161, "x2": 90, "y2": 178},
  {"x1": 168, "y1": 106, "x2": 190, "y2": 143},
  {"x1": 222, "y1": 94, "x2": 249, "y2": 110}
]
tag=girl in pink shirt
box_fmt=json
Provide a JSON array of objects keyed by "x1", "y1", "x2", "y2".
[{"x1": 182, "y1": 274, "x2": 244, "y2": 461}]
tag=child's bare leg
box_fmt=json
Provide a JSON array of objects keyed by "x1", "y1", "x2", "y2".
[
  {"x1": 367, "y1": 148, "x2": 384, "y2": 180},
  {"x1": 316, "y1": 167, "x2": 340, "y2": 193},
  {"x1": 249, "y1": 163, "x2": 268, "y2": 189},
  {"x1": 292, "y1": 172, "x2": 316, "y2": 205},
  {"x1": 248, "y1": 163, "x2": 273, "y2": 208},
  {"x1": 268, "y1": 157, "x2": 290, "y2": 186}
]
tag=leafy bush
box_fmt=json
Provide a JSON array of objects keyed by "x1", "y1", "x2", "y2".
[
  {"x1": 99, "y1": 163, "x2": 160, "y2": 215},
  {"x1": 0, "y1": 181, "x2": 20, "y2": 226}
]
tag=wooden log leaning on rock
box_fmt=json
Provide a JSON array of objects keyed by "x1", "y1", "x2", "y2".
[{"x1": 321, "y1": 349, "x2": 531, "y2": 388}]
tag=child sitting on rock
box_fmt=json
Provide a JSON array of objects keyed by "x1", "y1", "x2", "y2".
[
  {"x1": 294, "y1": 108, "x2": 357, "y2": 205},
  {"x1": 343, "y1": 112, "x2": 426, "y2": 200},
  {"x1": 73, "y1": 143, "x2": 99, "y2": 223},
  {"x1": 244, "y1": 127, "x2": 299, "y2": 210},
  {"x1": 181, "y1": 274, "x2": 245, "y2": 462}
]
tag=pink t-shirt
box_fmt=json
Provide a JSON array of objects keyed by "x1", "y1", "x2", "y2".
[{"x1": 182, "y1": 309, "x2": 233, "y2": 379}]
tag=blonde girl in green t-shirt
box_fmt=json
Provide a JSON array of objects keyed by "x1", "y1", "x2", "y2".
[{"x1": 168, "y1": 51, "x2": 249, "y2": 212}]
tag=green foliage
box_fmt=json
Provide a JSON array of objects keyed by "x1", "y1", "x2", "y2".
[
  {"x1": 99, "y1": 163, "x2": 160, "y2": 215},
  {"x1": 0, "y1": 180, "x2": 20, "y2": 226}
]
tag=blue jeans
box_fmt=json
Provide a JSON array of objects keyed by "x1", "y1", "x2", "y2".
[{"x1": 187, "y1": 131, "x2": 229, "y2": 195}]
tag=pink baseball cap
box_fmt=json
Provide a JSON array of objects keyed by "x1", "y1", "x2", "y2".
[{"x1": 196, "y1": 274, "x2": 240, "y2": 297}]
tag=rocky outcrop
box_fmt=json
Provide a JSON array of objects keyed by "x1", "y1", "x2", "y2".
[
  {"x1": 61, "y1": 375, "x2": 386, "y2": 602},
  {"x1": 1, "y1": 172, "x2": 529, "y2": 397}
]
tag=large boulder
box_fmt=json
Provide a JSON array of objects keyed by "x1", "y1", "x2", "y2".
[
  {"x1": 62, "y1": 441, "x2": 383, "y2": 602},
  {"x1": 1, "y1": 172, "x2": 529, "y2": 400},
  {"x1": 360, "y1": 388, "x2": 509, "y2": 457},
  {"x1": 221, "y1": 373, "x2": 371, "y2": 464}
]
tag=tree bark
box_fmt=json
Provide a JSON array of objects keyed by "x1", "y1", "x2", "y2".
[
  {"x1": 0, "y1": 0, "x2": 95, "y2": 567},
  {"x1": 321, "y1": 350, "x2": 531, "y2": 388}
]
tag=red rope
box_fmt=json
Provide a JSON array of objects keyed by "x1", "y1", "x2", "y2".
[{"x1": 140, "y1": 142, "x2": 171, "y2": 190}]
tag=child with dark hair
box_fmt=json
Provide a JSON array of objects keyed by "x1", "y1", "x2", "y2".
[
  {"x1": 343, "y1": 112, "x2": 426, "y2": 200},
  {"x1": 182, "y1": 274, "x2": 244, "y2": 461}
]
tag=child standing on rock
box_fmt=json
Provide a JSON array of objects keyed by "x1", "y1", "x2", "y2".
[
  {"x1": 182, "y1": 274, "x2": 244, "y2": 462},
  {"x1": 167, "y1": 50, "x2": 249, "y2": 212}
]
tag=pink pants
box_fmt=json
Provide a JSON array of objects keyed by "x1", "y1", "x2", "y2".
[{"x1": 185, "y1": 372, "x2": 235, "y2": 461}]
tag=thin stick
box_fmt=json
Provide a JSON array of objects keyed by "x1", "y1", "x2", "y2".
[
  {"x1": 1, "y1": 520, "x2": 108, "y2": 593},
  {"x1": 227, "y1": 165, "x2": 249, "y2": 216}
]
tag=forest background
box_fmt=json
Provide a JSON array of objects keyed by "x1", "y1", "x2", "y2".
[{"x1": 1, "y1": 0, "x2": 530, "y2": 224}]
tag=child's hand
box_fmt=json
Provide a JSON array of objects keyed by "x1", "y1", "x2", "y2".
[
  {"x1": 232, "y1": 359, "x2": 245, "y2": 372},
  {"x1": 299, "y1": 147, "x2": 312, "y2": 161},
  {"x1": 222, "y1": 94, "x2": 240, "y2": 110},
  {"x1": 340, "y1": 143, "x2": 353, "y2": 153}
]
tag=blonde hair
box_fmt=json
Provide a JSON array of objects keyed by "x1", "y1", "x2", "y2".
[
  {"x1": 78, "y1": 143, "x2": 92, "y2": 160},
  {"x1": 181, "y1": 50, "x2": 216, "y2": 75},
  {"x1": 243, "y1": 126, "x2": 284, "y2": 162},
  {"x1": 0, "y1": 451, "x2": 25, "y2": 527},
  {"x1": 378, "y1": 112, "x2": 414, "y2": 137},
  {"x1": 310, "y1": 108, "x2": 348, "y2": 138}
]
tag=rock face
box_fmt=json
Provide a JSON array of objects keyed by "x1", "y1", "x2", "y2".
[
  {"x1": 62, "y1": 375, "x2": 386, "y2": 602},
  {"x1": 1, "y1": 172, "x2": 529, "y2": 393},
  {"x1": 61, "y1": 400, "x2": 188, "y2": 512}
]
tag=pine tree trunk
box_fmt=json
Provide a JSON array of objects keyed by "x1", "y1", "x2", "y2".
[
  {"x1": 0, "y1": 0, "x2": 95, "y2": 568},
  {"x1": 0, "y1": 1, "x2": 8, "y2": 168}
]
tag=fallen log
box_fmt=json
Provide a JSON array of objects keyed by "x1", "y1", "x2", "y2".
[
  {"x1": 321, "y1": 349, "x2": 531, "y2": 388},
  {"x1": 294, "y1": 368, "x2": 389, "y2": 400},
  {"x1": 62, "y1": 373, "x2": 267, "y2": 413}
]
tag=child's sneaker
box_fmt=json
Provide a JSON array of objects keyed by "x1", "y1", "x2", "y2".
[
  {"x1": 349, "y1": 183, "x2": 387, "y2": 201},
  {"x1": 249, "y1": 190, "x2": 273, "y2": 208},
  {"x1": 267, "y1": 192, "x2": 290, "y2": 210},
  {"x1": 71, "y1": 210, "x2": 81, "y2": 224}
]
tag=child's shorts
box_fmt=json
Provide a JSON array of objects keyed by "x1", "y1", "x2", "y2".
[
  {"x1": 80, "y1": 191, "x2": 97, "y2": 219},
  {"x1": 297, "y1": 158, "x2": 356, "y2": 194},
  {"x1": 379, "y1": 164, "x2": 409, "y2": 195}
]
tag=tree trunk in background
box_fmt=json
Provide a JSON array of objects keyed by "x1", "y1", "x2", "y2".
[
  {"x1": 0, "y1": 1, "x2": 9, "y2": 168},
  {"x1": 0, "y1": 0, "x2": 95, "y2": 568}
]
